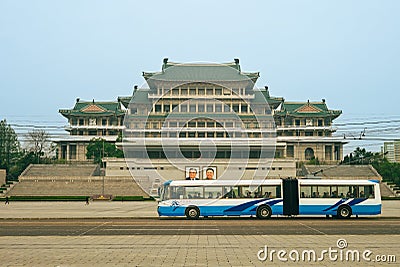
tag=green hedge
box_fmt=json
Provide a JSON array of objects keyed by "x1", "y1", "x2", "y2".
[
  {"x1": 382, "y1": 196, "x2": 400, "y2": 200},
  {"x1": 112, "y1": 196, "x2": 154, "y2": 201},
  {"x1": 0, "y1": 196, "x2": 155, "y2": 201},
  {"x1": 0, "y1": 196, "x2": 87, "y2": 201}
]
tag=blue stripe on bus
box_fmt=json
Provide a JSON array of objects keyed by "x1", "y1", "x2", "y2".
[
  {"x1": 301, "y1": 204, "x2": 381, "y2": 215},
  {"x1": 347, "y1": 198, "x2": 368, "y2": 207},
  {"x1": 223, "y1": 198, "x2": 268, "y2": 212},
  {"x1": 248, "y1": 199, "x2": 283, "y2": 212},
  {"x1": 322, "y1": 199, "x2": 347, "y2": 211}
]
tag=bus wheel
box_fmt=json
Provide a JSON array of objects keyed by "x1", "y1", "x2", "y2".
[
  {"x1": 337, "y1": 205, "x2": 352, "y2": 219},
  {"x1": 256, "y1": 205, "x2": 272, "y2": 219},
  {"x1": 185, "y1": 206, "x2": 200, "y2": 219}
]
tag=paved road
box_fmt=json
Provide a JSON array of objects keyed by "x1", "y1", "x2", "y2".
[
  {"x1": 1, "y1": 202, "x2": 399, "y2": 265},
  {"x1": 1, "y1": 218, "x2": 400, "y2": 236}
]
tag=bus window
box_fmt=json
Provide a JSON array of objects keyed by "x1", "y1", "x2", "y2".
[
  {"x1": 222, "y1": 186, "x2": 239, "y2": 198},
  {"x1": 318, "y1": 186, "x2": 330, "y2": 198},
  {"x1": 185, "y1": 187, "x2": 203, "y2": 199},
  {"x1": 231, "y1": 187, "x2": 239, "y2": 198},
  {"x1": 260, "y1": 185, "x2": 279, "y2": 198},
  {"x1": 300, "y1": 186, "x2": 312, "y2": 198},
  {"x1": 311, "y1": 186, "x2": 320, "y2": 198},
  {"x1": 362, "y1": 185, "x2": 374, "y2": 198},
  {"x1": 166, "y1": 186, "x2": 184, "y2": 200},
  {"x1": 337, "y1": 186, "x2": 348, "y2": 198},
  {"x1": 275, "y1": 185, "x2": 281, "y2": 198},
  {"x1": 205, "y1": 186, "x2": 223, "y2": 199},
  {"x1": 330, "y1": 186, "x2": 338, "y2": 198},
  {"x1": 239, "y1": 186, "x2": 253, "y2": 198}
]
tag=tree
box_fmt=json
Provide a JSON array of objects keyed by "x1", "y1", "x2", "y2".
[
  {"x1": 342, "y1": 147, "x2": 380, "y2": 165},
  {"x1": 26, "y1": 129, "x2": 51, "y2": 163},
  {"x1": 343, "y1": 147, "x2": 400, "y2": 186},
  {"x1": 0, "y1": 119, "x2": 21, "y2": 173},
  {"x1": 86, "y1": 138, "x2": 124, "y2": 164}
]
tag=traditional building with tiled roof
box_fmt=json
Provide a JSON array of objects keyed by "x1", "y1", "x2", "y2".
[
  {"x1": 56, "y1": 58, "x2": 346, "y2": 181},
  {"x1": 55, "y1": 99, "x2": 125, "y2": 161}
]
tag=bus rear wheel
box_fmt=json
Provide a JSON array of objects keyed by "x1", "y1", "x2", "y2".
[
  {"x1": 185, "y1": 206, "x2": 200, "y2": 219},
  {"x1": 337, "y1": 205, "x2": 352, "y2": 219},
  {"x1": 256, "y1": 205, "x2": 272, "y2": 219}
]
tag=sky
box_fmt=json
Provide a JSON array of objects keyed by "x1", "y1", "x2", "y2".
[{"x1": 0, "y1": 0, "x2": 399, "y2": 154}]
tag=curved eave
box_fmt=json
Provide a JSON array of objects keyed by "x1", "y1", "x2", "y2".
[{"x1": 59, "y1": 111, "x2": 125, "y2": 117}]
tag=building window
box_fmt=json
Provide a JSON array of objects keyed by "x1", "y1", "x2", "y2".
[
  {"x1": 232, "y1": 105, "x2": 239, "y2": 113},
  {"x1": 305, "y1": 148, "x2": 315, "y2": 160},
  {"x1": 206, "y1": 104, "x2": 213, "y2": 112},
  {"x1": 216, "y1": 132, "x2": 224, "y2": 138},
  {"x1": 197, "y1": 122, "x2": 205, "y2": 127},
  {"x1": 295, "y1": 119, "x2": 300, "y2": 126},
  {"x1": 88, "y1": 130, "x2": 97, "y2": 136},
  {"x1": 198, "y1": 104, "x2": 205, "y2": 112},
  {"x1": 287, "y1": 145, "x2": 294, "y2": 158},
  {"x1": 207, "y1": 89, "x2": 213, "y2": 95},
  {"x1": 102, "y1": 119, "x2": 107, "y2": 126},
  {"x1": 318, "y1": 119, "x2": 323, "y2": 126},
  {"x1": 241, "y1": 105, "x2": 248, "y2": 113},
  {"x1": 189, "y1": 104, "x2": 196, "y2": 112},
  {"x1": 215, "y1": 88, "x2": 222, "y2": 95},
  {"x1": 207, "y1": 132, "x2": 214, "y2": 138},
  {"x1": 89, "y1": 118, "x2": 96, "y2": 126},
  {"x1": 181, "y1": 104, "x2": 187, "y2": 112},
  {"x1": 79, "y1": 119, "x2": 84, "y2": 126},
  {"x1": 305, "y1": 131, "x2": 313, "y2": 136},
  {"x1": 164, "y1": 104, "x2": 170, "y2": 113},
  {"x1": 215, "y1": 105, "x2": 222, "y2": 112}
]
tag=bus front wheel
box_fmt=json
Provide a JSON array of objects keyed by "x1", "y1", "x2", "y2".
[
  {"x1": 185, "y1": 206, "x2": 200, "y2": 219},
  {"x1": 256, "y1": 205, "x2": 272, "y2": 219},
  {"x1": 337, "y1": 205, "x2": 352, "y2": 219}
]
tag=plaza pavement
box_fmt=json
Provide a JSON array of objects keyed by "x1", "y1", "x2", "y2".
[
  {"x1": 0, "y1": 200, "x2": 399, "y2": 219},
  {"x1": 1, "y1": 201, "x2": 399, "y2": 266}
]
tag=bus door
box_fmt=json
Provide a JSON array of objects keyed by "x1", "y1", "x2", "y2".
[{"x1": 283, "y1": 178, "x2": 299, "y2": 215}]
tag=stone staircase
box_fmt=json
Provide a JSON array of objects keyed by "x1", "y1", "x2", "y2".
[
  {"x1": 382, "y1": 181, "x2": 400, "y2": 197},
  {"x1": 0, "y1": 180, "x2": 19, "y2": 197}
]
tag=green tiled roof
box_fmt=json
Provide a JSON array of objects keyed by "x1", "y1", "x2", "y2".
[
  {"x1": 143, "y1": 58, "x2": 259, "y2": 84},
  {"x1": 118, "y1": 96, "x2": 132, "y2": 108},
  {"x1": 59, "y1": 100, "x2": 125, "y2": 118},
  {"x1": 130, "y1": 89, "x2": 150, "y2": 104},
  {"x1": 252, "y1": 89, "x2": 283, "y2": 109},
  {"x1": 275, "y1": 101, "x2": 341, "y2": 119}
]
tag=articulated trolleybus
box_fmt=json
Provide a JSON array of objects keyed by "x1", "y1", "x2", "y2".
[{"x1": 157, "y1": 178, "x2": 381, "y2": 219}]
